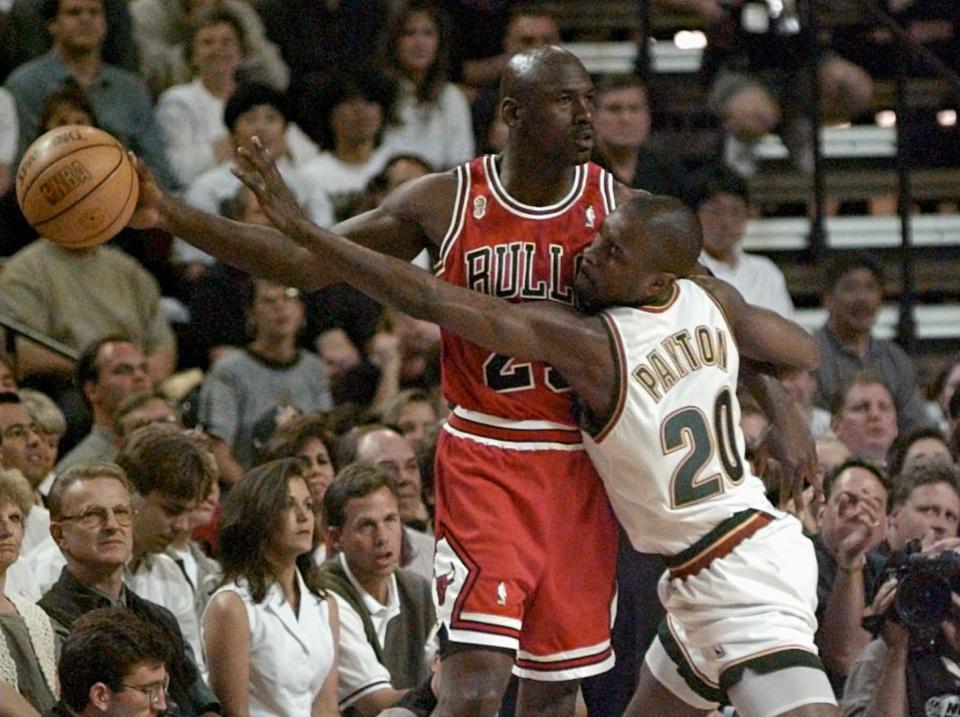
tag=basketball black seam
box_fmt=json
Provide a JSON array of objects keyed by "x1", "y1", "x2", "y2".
[
  {"x1": 32, "y1": 148, "x2": 125, "y2": 228},
  {"x1": 20, "y1": 141, "x2": 120, "y2": 201},
  {"x1": 73, "y1": 158, "x2": 137, "y2": 245}
]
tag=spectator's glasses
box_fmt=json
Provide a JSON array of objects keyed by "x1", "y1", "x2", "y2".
[
  {"x1": 58, "y1": 505, "x2": 136, "y2": 529},
  {"x1": 119, "y1": 675, "x2": 170, "y2": 708}
]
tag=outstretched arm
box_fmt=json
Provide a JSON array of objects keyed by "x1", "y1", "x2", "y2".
[
  {"x1": 232, "y1": 140, "x2": 617, "y2": 419},
  {"x1": 128, "y1": 152, "x2": 435, "y2": 291}
]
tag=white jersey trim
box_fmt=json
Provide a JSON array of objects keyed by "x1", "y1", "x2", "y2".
[
  {"x1": 485, "y1": 155, "x2": 589, "y2": 219},
  {"x1": 436, "y1": 163, "x2": 471, "y2": 276},
  {"x1": 452, "y1": 406, "x2": 578, "y2": 432},
  {"x1": 442, "y1": 423, "x2": 585, "y2": 451}
]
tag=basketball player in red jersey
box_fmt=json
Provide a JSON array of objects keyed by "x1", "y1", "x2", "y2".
[{"x1": 131, "y1": 47, "x2": 813, "y2": 717}]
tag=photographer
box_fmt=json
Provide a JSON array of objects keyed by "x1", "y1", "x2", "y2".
[{"x1": 841, "y1": 547, "x2": 960, "y2": 716}]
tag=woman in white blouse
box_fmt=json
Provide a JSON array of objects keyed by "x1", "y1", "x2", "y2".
[
  {"x1": 203, "y1": 458, "x2": 339, "y2": 717},
  {"x1": 379, "y1": 1, "x2": 474, "y2": 171}
]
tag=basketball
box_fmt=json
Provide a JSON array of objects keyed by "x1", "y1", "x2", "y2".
[{"x1": 15, "y1": 125, "x2": 139, "y2": 249}]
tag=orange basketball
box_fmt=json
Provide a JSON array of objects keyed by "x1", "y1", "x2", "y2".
[{"x1": 15, "y1": 125, "x2": 139, "y2": 249}]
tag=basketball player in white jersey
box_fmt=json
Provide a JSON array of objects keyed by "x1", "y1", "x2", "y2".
[{"x1": 229, "y1": 141, "x2": 836, "y2": 717}]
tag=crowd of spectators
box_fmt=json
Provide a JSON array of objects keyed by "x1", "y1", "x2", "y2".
[{"x1": 0, "y1": 0, "x2": 957, "y2": 716}]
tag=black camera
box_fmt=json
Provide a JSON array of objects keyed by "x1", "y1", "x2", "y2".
[{"x1": 883, "y1": 540, "x2": 960, "y2": 635}]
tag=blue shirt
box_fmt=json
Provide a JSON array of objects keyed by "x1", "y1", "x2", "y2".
[{"x1": 5, "y1": 49, "x2": 176, "y2": 189}]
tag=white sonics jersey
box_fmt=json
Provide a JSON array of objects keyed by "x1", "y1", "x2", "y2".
[{"x1": 582, "y1": 278, "x2": 776, "y2": 556}]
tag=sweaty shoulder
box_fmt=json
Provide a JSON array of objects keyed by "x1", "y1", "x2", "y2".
[{"x1": 377, "y1": 169, "x2": 461, "y2": 249}]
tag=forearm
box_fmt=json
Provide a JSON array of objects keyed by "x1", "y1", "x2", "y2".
[
  {"x1": 158, "y1": 197, "x2": 331, "y2": 290},
  {"x1": 14, "y1": 337, "x2": 75, "y2": 379},
  {"x1": 860, "y1": 644, "x2": 908, "y2": 717},
  {"x1": 0, "y1": 684, "x2": 39, "y2": 717},
  {"x1": 148, "y1": 346, "x2": 176, "y2": 384},
  {"x1": 818, "y1": 568, "x2": 871, "y2": 676}
]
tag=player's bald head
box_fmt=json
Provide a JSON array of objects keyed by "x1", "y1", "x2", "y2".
[
  {"x1": 620, "y1": 195, "x2": 703, "y2": 276},
  {"x1": 500, "y1": 46, "x2": 587, "y2": 102}
]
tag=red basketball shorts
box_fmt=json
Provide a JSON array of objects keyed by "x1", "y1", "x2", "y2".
[{"x1": 432, "y1": 408, "x2": 619, "y2": 681}]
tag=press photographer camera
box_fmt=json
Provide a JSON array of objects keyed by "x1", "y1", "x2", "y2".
[{"x1": 879, "y1": 539, "x2": 960, "y2": 648}]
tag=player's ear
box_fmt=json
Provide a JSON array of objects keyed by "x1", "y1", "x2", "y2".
[{"x1": 501, "y1": 98, "x2": 521, "y2": 128}]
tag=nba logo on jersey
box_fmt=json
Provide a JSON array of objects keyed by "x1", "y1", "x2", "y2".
[
  {"x1": 585, "y1": 205, "x2": 595, "y2": 228},
  {"x1": 473, "y1": 195, "x2": 487, "y2": 220}
]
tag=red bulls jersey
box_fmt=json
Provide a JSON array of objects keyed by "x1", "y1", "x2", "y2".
[{"x1": 437, "y1": 155, "x2": 617, "y2": 425}]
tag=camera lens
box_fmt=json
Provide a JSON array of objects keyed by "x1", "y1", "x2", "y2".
[{"x1": 896, "y1": 571, "x2": 953, "y2": 629}]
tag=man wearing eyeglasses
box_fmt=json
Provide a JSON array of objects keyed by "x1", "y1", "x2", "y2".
[
  {"x1": 37, "y1": 460, "x2": 220, "y2": 717},
  {"x1": 52, "y1": 606, "x2": 173, "y2": 717}
]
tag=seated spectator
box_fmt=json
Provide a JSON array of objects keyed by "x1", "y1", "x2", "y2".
[
  {"x1": 0, "y1": 224, "x2": 177, "y2": 388},
  {"x1": 813, "y1": 459, "x2": 890, "y2": 696},
  {"x1": 204, "y1": 458, "x2": 338, "y2": 717},
  {"x1": 38, "y1": 460, "x2": 218, "y2": 715},
  {"x1": 130, "y1": 0, "x2": 288, "y2": 97},
  {"x1": 51, "y1": 607, "x2": 172, "y2": 717},
  {"x1": 591, "y1": 74, "x2": 686, "y2": 197},
  {"x1": 156, "y1": 4, "x2": 245, "y2": 188},
  {"x1": 117, "y1": 425, "x2": 215, "y2": 664},
  {"x1": 814, "y1": 251, "x2": 928, "y2": 432},
  {"x1": 3, "y1": 0, "x2": 137, "y2": 77},
  {"x1": 349, "y1": 153, "x2": 432, "y2": 218},
  {"x1": 686, "y1": 163, "x2": 794, "y2": 319},
  {"x1": 883, "y1": 456, "x2": 960, "y2": 553},
  {"x1": 18, "y1": 389, "x2": 65, "y2": 504},
  {"x1": 0, "y1": 468, "x2": 57, "y2": 714},
  {"x1": 378, "y1": 1, "x2": 474, "y2": 171},
  {"x1": 320, "y1": 463, "x2": 435, "y2": 717},
  {"x1": 198, "y1": 279, "x2": 332, "y2": 483},
  {"x1": 659, "y1": 0, "x2": 872, "y2": 178},
  {"x1": 335, "y1": 425, "x2": 432, "y2": 581},
  {"x1": 831, "y1": 370, "x2": 900, "y2": 467},
  {"x1": 298, "y1": 72, "x2": 398, "y2": 223},
  {"x1": 886, "y1": 425, "x2": 953, "y2": 479},
  {"x1": 56, "y1": 339, "x2": 153, "y2": 473},
  {"x1": 378, "y1": 389, "x2": 440, "y2": 448},
  {"x1": 929, "y1": 354, "x2": 960, "y2": 432},
  {"x1": 0, "y1": 394, "x2": 46, "y2": 521},
  {"x1": 179, "y1": 83, "x2": 326, "y2": 265},
  {"x1": 782, "y1": 367, "x2": 834, "y2": 441},
  {"x1": 4, "y1": 0, "x2": 174, "y2": 187}
]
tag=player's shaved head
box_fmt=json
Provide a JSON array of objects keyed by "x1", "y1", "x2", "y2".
[
  {"x1": 501, "y1": 46, "x2": 585, "y2": 102},
  {"x1": 621, "y1": 195, "x2": 703, "y2": 276}
]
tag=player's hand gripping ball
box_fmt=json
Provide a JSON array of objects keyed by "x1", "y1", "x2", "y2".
[{"x1": 15, "y1": 125, "x2": 140, "y2": 248}]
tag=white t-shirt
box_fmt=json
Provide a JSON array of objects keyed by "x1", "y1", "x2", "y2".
[
  {"x1": 381, "y1": 82, "x2": 475, "y2": 171},
  {"x1": 699, "y1": 248, "x2": 795, "y2": 320}
]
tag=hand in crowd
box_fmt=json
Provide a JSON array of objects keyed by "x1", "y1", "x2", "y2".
[
  {"x1": 834, "y1": 488, "x2": 885, "y2": 571},
  {"x1": 869, "y1": 577, "x2": 910, "y2": 650}
]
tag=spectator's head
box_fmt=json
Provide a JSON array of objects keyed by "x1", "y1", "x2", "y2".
[
  {"x1": 780, "y1": 367, "x2": 819, "y2": 413},
  {"x1": 685, "y1": 164, "x2": 749, "y2": 264},
  {"x1": 185, "y1": 3, "x2": 245, "y2": 79},
  {"x1": 59, "y1": 607, "x2": 172, "y2": 717},
  {"x1": 117, "y1": 424, "x2": 215, "y2": 557},
  {"x1": 19, "y1": 388, "x2": 66, "y2": 480},
  {"x1": 49, "y1": 461, "x2": 134, "y2": 576},
  {"x1": 0, "y1": 354, "x2": 15, "y2": 393},
  {"x1": 309, "y1": 72, "x2": 394, "y2": 152},
  {"x1": 37, "y1": 79, "x2": 98, "y2": 133},
  {"x1": 593, "y1": 74, "x2": 651, "y2": 153},
  {"x1": 823, "y1": 251, "x2": 884, "y2": 339},
  {"x1": 339, "y1": 425, "x2": 423, "y2": 525},
  {"x1": 379, "y1": 388, "x2": 440, "y2": 446},
  {"x1": 41, "y1": 0, "x2": 105, "y2": 57},
  {"x1": 112, "y1": 390, "x2": 182, "y2": 445},
  {"x1": 887, "y1": 455, "x2": 960, "y2": 548},
  {"x1": 77, "y1": 337, "x2": 152, "y2": 426},
  {"x1": 887, "y1": 425, "x2": 952, "y2": 479},
  {"x1": 219, "y1": 458, "x2": 321, "y2": 603},
  {"x1": 0, "y1": 469, "x2": 33, "y2": 574},
  {"x1": 224, "y1": 83, "x2": 289, "y2": 157},
  {"x1": 258, "y1": 413, "x2": 337, "y2": 505},
  {"x1": 324, "y1": 462, "x2": 402, "y2": 595},
  {"x1": 819, "y1": 458, "x2": 890, "y2": 558},
  {"x1": 316, "y1": 328, "x2": 361, "y2": 379},
  {"x1": 830, "y1": 371, "x2": 899, "y2": 465},
  {"x1": 0, "y1": 392, "x2": 46, "y2": 489},
  {"x1": 361, "y1": 153, "x2": 432, "y2": 210},
  {"x1": 220, "y1": 185, "x2": 270, "y2": 226},
  {"x1": 503, "y1": 3, "x2": 561, "y2": 56},
  {"x1": 933, "y1": 354, "x2": 960, "y2": 422},
  {"x1": 246, "y1": 279, "x2": 304, "y2": 344},
  {"x1": 382, "y1": 1, "x2": 451, "y2": 101}
]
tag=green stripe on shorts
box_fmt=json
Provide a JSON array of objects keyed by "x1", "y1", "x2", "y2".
[
  {"x1": 657, "y1": 620, "x2": 728, "y2": 704},
  {"x1": 719, "y1": 649, "x2": 826, "y2": 691}
]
